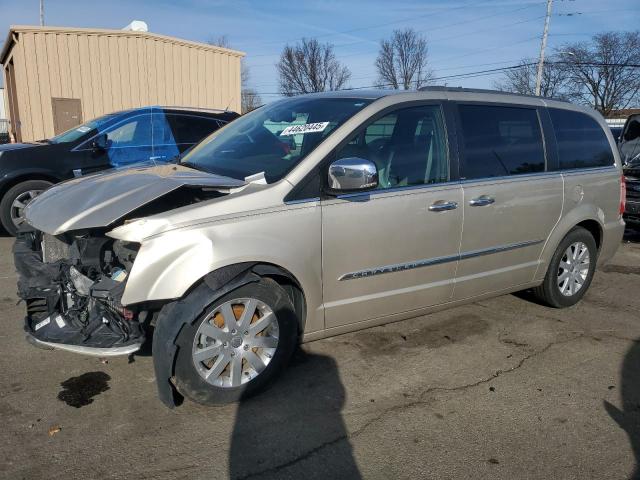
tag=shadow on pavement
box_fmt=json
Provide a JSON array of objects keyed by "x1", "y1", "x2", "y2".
[
  {"x1": 229, "y1": 349, "x2": 361, "y2": 480},
  {"x1": 605, "y1": 339, "x2": 640, "y2": 480}
]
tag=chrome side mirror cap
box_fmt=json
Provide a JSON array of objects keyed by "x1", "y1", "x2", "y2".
[{"x1": 327, "y1": 157, "x2": 378, "y2": 194}]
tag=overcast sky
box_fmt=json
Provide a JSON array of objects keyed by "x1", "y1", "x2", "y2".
[{"x1": 1, "y1": 0, "x2": 638, "y2": 100}]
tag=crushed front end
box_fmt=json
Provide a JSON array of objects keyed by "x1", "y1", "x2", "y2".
[{"x1": 14, "y1": 230, "x2": 145, "y2": 356}]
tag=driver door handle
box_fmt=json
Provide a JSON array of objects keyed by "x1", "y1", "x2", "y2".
[
  {"x1": 469, "y1": 195, "x2": 495, "y2": 207},
  {"x1": 429, "y1": 200, "x2": 458, "y2": 212}
]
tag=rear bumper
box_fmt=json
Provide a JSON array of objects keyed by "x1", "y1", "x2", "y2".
[{"x1": 598, "y1": 217, "x2": 626, "y2": 265}]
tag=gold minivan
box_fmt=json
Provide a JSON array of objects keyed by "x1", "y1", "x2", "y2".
[{"x1": 15, "y1": 88, "x2": 625, "y2": 407}]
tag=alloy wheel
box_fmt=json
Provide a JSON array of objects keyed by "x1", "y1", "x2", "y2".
[
  {"x1": 557, "y1": 241, "x2": 590, "y2": 297},
  {"x1": 192, "y1": 297, "x2": 279, "y2": 388},
  {"x1": 10, "y1": 189, "x2": 43, "y2": 229}
]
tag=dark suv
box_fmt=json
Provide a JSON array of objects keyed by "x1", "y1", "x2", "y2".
[
  {"x1": 0, "y1": 106, "x2": 238, "y2": 235},
  {"x1": 619, "y1": 114, "x2": 640, "y2": 228}
]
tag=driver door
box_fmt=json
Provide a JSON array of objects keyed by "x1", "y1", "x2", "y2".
[{"x1": 321, "y1": 103, "x2": 463, "y2": 329}]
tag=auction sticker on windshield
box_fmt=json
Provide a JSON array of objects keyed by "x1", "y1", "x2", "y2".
[{"x1": 280, "y1": 122, "x2": 329, "y2": 136}]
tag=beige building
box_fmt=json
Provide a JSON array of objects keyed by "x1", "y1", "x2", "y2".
[{"x1": 0, "y1": 25, "x2": 244, "y2": 142}]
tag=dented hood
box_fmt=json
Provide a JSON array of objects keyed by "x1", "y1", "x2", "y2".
[{"x1": 24, "y1": 164, "x2": 246, "y2": 235}]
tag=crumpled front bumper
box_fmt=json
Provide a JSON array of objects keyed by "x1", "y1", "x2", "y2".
[{"x1": 13, "y1": 232, "x2": 145, "y2": 356}]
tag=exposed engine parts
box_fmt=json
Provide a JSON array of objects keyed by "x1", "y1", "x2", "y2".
[{"x1": 14, "y1": 231, "x2": 144, "y2": 355}]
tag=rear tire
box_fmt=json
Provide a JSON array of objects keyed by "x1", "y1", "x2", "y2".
[
  {"x1": 532, "y1": 226, "x2": 597, "y2": 308},
  {"x1": 0, "y1": 179, "x2": 53, "y2": 236},
  {"x1": 174, "y1": 278, "x2": 298, "y2": 405}
]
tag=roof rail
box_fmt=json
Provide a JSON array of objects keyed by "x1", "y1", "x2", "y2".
[{"x1": 417, "y1": 85, "x2": 570, "y2": 103}]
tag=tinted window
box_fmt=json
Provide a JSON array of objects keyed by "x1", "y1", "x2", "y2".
[
  {"x1": 337, "y1": 105, "x2": 448, "y2": 189},
  {"x1": 166, "y1": 115, "x2": 222, "y2": 144},
  {"x1": 459, "y1": 105, "x2": 545, "y2": 179},
  {"x1": 549, "y1": 108, "x2": 614, "y2": 169},
  {"x1": 105, "y1": 114, "x2": 152, "y2": 148}
]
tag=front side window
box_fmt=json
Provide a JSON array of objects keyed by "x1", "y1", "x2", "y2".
[
  {"x1": 105, "y1": 114, "x2": 152, "y2": 148},
  {"x1": 549, "y1": 108, "x2": 614, "y2": 170},
  {"x1": 180, "y1": 97, "x2": 372, "y2": 183},
  {"x1": 458, "y1": 104, "x2": 545, "y2": 179},
  {"x1": 336, "y1": 104, "x2": 449, "y2": 189}
]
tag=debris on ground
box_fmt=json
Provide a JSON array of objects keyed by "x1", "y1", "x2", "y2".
[{"x1": 48, "y1": 425, "x2": 61, "y2": 436}]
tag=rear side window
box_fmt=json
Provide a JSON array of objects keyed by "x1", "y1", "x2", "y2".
[
  {"x1": 166, "y1": 115, "x2": 222, "y2": 144},
  {"x1": 458, "y1": 104, "x2": 545, "y2": 179},
  {"x1": 548, "y1": 108, "x2": 614, "y2": 170}
]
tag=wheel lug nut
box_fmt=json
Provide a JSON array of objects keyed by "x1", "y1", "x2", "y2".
[
  {"x1": 243, "y1": 344, "x2": 249, "y2": 351},
  {"x1": 244, "y1": 331, "x2": 249, "y2": 336},
  {"x1": 223, "y1": 342, "x2": 228, "y2": 348},
  {"x1": 232, "y1": 329, "x2": 237, "y2": 334},
  {"x1": 231, "y1": 351, "x2": 236, "y2": 357}
]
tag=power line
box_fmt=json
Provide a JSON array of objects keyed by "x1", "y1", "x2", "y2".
[
  {"x1": 246, "y1": 2, "x2": 545, "y2": 60},
  {"x1": 251, "y1": 61, "x2": 640, "y2": 97}
]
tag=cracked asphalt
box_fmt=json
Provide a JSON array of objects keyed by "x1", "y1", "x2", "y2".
[{"x1": 1, "y1": 231, "x2": 640, "y2": 480}]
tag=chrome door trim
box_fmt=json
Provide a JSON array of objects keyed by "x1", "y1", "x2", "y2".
[
  {"x1": 338, "y1": 239, "x2": 544, "y2": 281},
  {"x1": 458, "y1": 239, "x2": 543, "y2": 260}
]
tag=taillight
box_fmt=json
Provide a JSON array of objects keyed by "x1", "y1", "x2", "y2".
[{"x1": 620, "y1": 174, "x2": 626, "y2": 215}]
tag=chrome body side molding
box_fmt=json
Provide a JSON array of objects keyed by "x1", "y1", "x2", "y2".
[{"x1": 338, "y1": 239, "x2": 544, "y2": 281}]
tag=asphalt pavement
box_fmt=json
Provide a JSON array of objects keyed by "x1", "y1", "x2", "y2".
[{"x1": 1, "y1": 230, "x2": 639, "y2": 480}]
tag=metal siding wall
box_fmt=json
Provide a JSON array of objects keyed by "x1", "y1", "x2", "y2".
[
  {"x1": 7, "y1": 29, "x2": 243, "y2": 140},
  {"x1": 12, "y1": 35, "x2": 33, "y2": 140}
]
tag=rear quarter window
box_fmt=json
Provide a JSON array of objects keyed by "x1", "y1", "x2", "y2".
[{"x1": 548, "y1": 108, "x2": 614, "y2": 170}]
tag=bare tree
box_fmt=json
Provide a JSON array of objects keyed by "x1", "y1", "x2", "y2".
[
  {"x1": 375, "y1": 28, "x2": 433, "y2": 90},
  {"x1": 558, "y1": 31, "x2": 640, "y2": 116},
  {"x1": 277, "y1": 38, "x2": 351, "y2": 96},
  {"x1": 493, "y1": 57, "x2": 568, "y2": 98},
  {"x1": 208, "y1": 35, "x2": 262, "y2": 113}
]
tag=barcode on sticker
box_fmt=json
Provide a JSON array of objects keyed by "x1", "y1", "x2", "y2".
[
  {"x1": 35, "y1": 317, "x2": 50, "y2": 331},
  {"x1": 280, "y1": 122, "x2": 329, "y2": 136}
]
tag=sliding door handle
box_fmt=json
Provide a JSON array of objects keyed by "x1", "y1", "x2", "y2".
[
  {"x1": 469, "y1": 195, "x2": 495, "y2": 207},
  {"x1": 429, "y1": 200, "x2": 458, "y2": 212}
]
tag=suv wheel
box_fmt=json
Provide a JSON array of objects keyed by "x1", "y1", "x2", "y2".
[
  {"x1": 0, "y1": 180, "x2": 53, "y2": 236},
  {"x1": 174, "y1": 278, "x2": 298, "y2": 405},
  {"x1": 532, "y1": 226, "x2": 597, "y2": 308}
]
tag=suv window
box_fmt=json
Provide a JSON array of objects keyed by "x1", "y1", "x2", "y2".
[
  {"x1": 105, "y1": 114, "x2": 152, "y2": 148},
  {"x1": 337, "y1": 104, "x2": 448, "y2": 189},
  {"x1": 458, "y1": 104, "x2": 545, "y2": 179},
  {"x1": 166, "y1": 114, "x2": 222, "y2": 144},
  {"x1": 549, "y1": 108, "x2": 614, "y2": 170}
]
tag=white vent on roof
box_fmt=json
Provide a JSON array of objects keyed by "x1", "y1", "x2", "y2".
[{"x1": 122, "y1": 20, "x2": 148, "y2": 32}]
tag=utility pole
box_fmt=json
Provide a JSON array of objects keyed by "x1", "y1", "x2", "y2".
[
  {"x1": 535, "y1": 0, "x2": 553, "y2": 96},
  {"x1": 39, "y1": 0, "x2": 44, "y2": 26}
]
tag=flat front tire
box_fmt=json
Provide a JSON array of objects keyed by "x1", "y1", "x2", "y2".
[
  {"x1": 532, "y1": 226, "x2": 598, "y2": 308},
  {"x1": 174, "y1": 278, "x2": 298, "y2": 405}
]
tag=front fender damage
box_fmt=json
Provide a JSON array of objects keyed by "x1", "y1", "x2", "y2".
[{"x1": 152, "y1": 263, "x2": 260, "y2": 408}]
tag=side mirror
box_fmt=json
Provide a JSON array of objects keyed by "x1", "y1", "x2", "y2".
[
  {"x1": 327, "y1": 157, "x2": 378, "y2": 194},
  {"x1": 91, "y1": 133, "x2": 109, "y2": 151}
]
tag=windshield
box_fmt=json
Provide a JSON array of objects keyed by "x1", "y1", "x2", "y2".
[
  {"x1": 180, "y1": 97, "x2": 372, "y2": 183},
  {"x1": 48, "y1": 113, "x2": 120, "y2": 144}
]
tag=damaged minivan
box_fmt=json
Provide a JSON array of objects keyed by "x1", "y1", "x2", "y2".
[{"x1": 14, "y1": 88, "x2": 625, "y2": 408}]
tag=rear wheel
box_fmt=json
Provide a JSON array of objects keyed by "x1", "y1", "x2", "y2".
[
  {"x1": 0, "y1": 179, "x2": 53, "y2": 236},
  {"x1": 174, "y1": 278, "x2": 298, "y2": 405},
  {"x1": 532, "y1": 226, "x2": 597, "y2": 308}
]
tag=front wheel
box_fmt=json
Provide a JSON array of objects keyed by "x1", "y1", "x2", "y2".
[
  {"x1": 0, "y1": 179, "x2": 53, "y2": 236},
  {"x1": 532, "y1": 226, "x2": 598, "y2": 308},
  {"x1": 174, "y1": 278, "x2": 298, "y2": 405}
]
